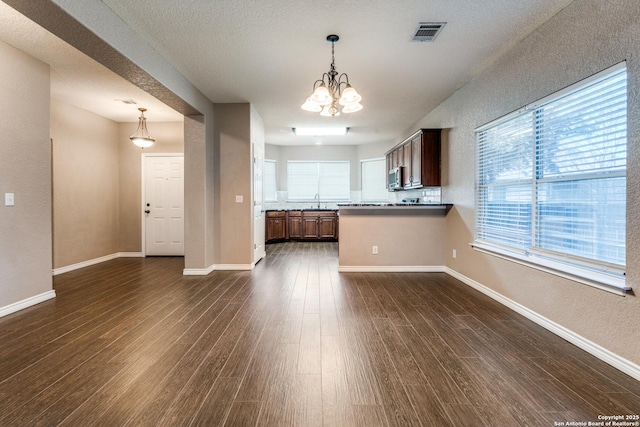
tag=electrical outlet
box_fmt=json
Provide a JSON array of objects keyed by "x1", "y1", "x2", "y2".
[
  {"x1": 5, "y1": 193, "x2": 14, "y2": 207},
  {"x1": 235, "y1": 195, "x2": 243, "y2": 203},
  {"x1": 452, "y1": 249, "x2": 457, "y2": 259},
  {"x1": 372, "y1": 245, "x2": 379, "y2": 255}
]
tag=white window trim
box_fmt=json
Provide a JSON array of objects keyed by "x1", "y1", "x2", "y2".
[{"x1": 471, "y1": 242, "x2": 628, "y2": 296}]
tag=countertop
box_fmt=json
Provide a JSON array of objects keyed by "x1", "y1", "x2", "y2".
[
  {"x1": 337, "y1": 203, "x2": 452, "y2": 216},
  {"x1": 264, "y1": 208, "x2": 339, "y2": 212}
]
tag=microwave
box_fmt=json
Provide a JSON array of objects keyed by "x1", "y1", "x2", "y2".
[{"x1": 388, "y1": 166, "x2": 403, "y2": 190}]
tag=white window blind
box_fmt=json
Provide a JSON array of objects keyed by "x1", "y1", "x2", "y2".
[
  {"x1": 361, "y1": 158, "x2": 389, "y2": 202},
  {"x1": 475, "y1": 63, "x2": 627, "y2": 290},
  {"x1": 263, "y1": 160, "x2": 277, "y2": 202},
  {"x1": 287, "y1": 161, "x2": 350, "y2": 200}
]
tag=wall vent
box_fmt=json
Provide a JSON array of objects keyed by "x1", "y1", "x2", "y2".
[{"x1": 412, "y1": 22, "x2": 446, "y2": 42}]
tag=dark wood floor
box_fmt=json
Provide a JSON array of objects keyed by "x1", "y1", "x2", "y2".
[{"x1": 0, "y1": 242, "x2": 638, "y2": 426}]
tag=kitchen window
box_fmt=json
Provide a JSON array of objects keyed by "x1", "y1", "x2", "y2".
[
  {"x1": 361, "y1": 158, "x2": 389, "y2": 202},
  {"x1": 263, "y1": 159, "x2": 277, "y2": 202},
  {"x1": 287, "y1": 161, "x2": 350, "y2": 201},
  {"x1": 474, "y1": 62, "x2": 628, "y2": 293}
]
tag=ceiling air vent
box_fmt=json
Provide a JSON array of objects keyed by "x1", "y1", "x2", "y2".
[
  {"x1": 412, "y1": 22, "x2": 446, "y2": 42},
  {"x1": 115, "y1": 99, "x2": 138, "y2": 105}
]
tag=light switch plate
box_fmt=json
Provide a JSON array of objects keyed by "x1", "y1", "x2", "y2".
[
  {"x1": 5, "y1": 193, "x2": 15, "y2": 206},
  {"x1": 235, "y1": 195, "x2": 243, "y2": 203}
]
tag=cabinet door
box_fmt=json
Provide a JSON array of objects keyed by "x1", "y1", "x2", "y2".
[
  {"x1": 302, "y1": 215, "x2": 319, "y2": 239},
  {"x1": 289, "y1": 215, "x2": 302, "y2": 239},
  {"x1": 386, "y1": 154, "x2": 393, "y2": 190},
  {"x1": 410, "y1": 135, "x2": 423, "y2": 188},
  {"x1": 403, "y1": 142, "x2": 413, "y2": 187},
  {"x1": 318, "y1": 215, "x2": 337, "y2": 239},
  {"x1": 421, "y1": 130, "x2": 441, "y2": 187},
  {"x1": 266, "y1": 215, "x2": 286, "y2": 242}
]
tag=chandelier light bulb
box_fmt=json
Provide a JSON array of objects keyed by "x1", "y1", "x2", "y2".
[
  {"x1": 310, "y1": 83, "x2": 332, "y2": 106},
  {"x1": 339, "y1": 84, "x2": 362, "y2": 106},
  {"x1": 301, "y1": 97, "x2": 322, "y2": 112},
  {"x1": 342, "y1": 102, "x2": 363, "y2": 114}
]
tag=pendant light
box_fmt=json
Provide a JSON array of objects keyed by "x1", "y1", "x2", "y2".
[
  {"x1": 129, "y1": 107, "x2": 155, "y2": 148},
  {"x1": 301, "y1": 35, "x2": 363, "y2": 116}
]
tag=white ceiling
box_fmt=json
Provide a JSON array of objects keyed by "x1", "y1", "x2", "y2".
[{"x1": 1, "y1": 0, "x2": 573, "y2": 145}]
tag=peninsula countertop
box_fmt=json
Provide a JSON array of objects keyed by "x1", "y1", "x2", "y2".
[{"x1": 337, "y1": 203, "x2": 453, "y2": 216}]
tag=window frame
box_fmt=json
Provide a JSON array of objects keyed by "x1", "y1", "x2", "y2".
[{"x1": 473, "y1": 62, "x2": 628, "y2": 295}]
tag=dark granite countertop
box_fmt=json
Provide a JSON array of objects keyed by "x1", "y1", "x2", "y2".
[{"x1": 337, "y1": 203, "x2": 453, "y2": 216}]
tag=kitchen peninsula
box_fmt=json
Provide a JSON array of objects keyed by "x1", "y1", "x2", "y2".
[{"x1": 337, "y1": 203, "x2": 452, "y2": 272}]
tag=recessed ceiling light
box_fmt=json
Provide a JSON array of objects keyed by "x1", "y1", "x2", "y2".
[{"x1": 293, "y1": 127, "x2": 349, "y2": 136}]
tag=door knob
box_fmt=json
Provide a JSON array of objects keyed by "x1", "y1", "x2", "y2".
[{"x1": 145, "y1": 210, "x2": 150, "y2": 214}]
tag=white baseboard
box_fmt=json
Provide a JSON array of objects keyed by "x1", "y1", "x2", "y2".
[
  {"x1": 119, "y1": 252, "x2": 145, "y2": 258},
  {"x1": 445, "y1": 267, "x2": 640, "y2": 382},
  {"x1": 183, "y1": 263, "x2": 254, "y2": 275},
  {"x1": 338, "y1": 265, "x2": 445, "y2": 273},
  {"x1": 183, "y1": 264, "x2": 216, "y2": 276},
  {"x1": 0, "y1": 290, "x2": 56, "y2": 318},
  {"x1": 52, "y1": 252, "x2": 144, "y2": 276},
  {"x1": 214, "y1": 264, "x2": 255, "y2": 271}
]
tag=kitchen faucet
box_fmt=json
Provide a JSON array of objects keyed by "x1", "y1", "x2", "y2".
[{"x1": 314, "y1": 193, "x2": 320, "y2": 209}]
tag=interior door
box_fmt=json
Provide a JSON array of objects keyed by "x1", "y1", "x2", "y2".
[
  {"x1": 253, "y1": 145, "x2": 265, "y2": 263},
  {"x1": 144, "y1": 155, "x2": 184, "y2": 256}
]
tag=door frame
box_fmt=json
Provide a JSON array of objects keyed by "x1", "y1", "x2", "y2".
[{"x1": 141, "y1": 153, "x2": 184, "y2": 257}]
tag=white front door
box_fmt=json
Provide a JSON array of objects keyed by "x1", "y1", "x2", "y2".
[
  {"x1": 253, "y1": 145, "x2": 265, "y2": 263},
  {"x1": 144, "y1": 155, "x2": 184, "y2": 256}
]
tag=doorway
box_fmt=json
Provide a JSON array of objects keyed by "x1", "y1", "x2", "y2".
[{"x1": 142, "y1": 154, "x2": 185, "y2": 256}]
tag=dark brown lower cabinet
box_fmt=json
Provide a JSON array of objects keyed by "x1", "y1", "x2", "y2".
[
  {"x1": 288, "y1": 211, "x2": 302, "y2": 239},
  {"x1": 317, "y1": 213, "x2": 338, "y2": 239},
  {"x1": 265, "y1": 211, "x2": 286, "y2": 242},
  {"x1": 267, "y1": 210, "x2": 337, "y2": 243}
]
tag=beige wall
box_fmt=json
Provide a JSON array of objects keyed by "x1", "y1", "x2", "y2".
[
  {"x1": 118, "y1": 120, "x2": 184, "y2": 252},
  {"x1": 339, "y1": 215, "x2": 445, "y2": 267},
  {"x1": 214, "y1": 103, "x2": 253, "y2": 266},
  {"x1": 0, "y1": 40, "x2": 52, "y2": 307},
  {"x1": 51, "y1": 100, "x2": 119, "y2": 268},
  {"x1": 411, "y1": 0, "x2": 640, "y2": 365},
  {"x1": 184, "y1": 114, "x2": 211, "y2": 269}
]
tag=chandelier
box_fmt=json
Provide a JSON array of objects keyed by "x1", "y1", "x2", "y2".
[
  {"x1": 301, "y1": 35, "x2": 363, "y2": 117},
  {"x1": 129, "y1": 107, "x2": 155, "y2": 148}
]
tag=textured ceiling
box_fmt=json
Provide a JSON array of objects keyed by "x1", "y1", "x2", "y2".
[{"x1": 1, "y1": 0, "x2": 574, "y2": 144}]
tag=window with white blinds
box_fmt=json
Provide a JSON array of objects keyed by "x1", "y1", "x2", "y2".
[
  {"x1": 287, "y1": 161, "x2": 350, "y2": 201},
  {"x1": 263, "y1": 160, "x2": 277, "y2": 202},
  {"x1": 475, "y1": 63, "x2": 627, "y2": 291},
  {"x1": 361, "y1": 158, "x2": 389, "y2": 202}
]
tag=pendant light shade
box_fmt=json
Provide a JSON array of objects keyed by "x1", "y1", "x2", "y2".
[
  {"x1": 129, "y1": 108, "x2": 155, "y2": 148},
  {"x1": 338, "y1": 84, "x2": 362, "y2": 106},
  {"x1": 301, "y1": 97, "x2": 323, "y2": 112},
  {"x1": 341, "y1": 102, "x2": 363, "y2": 114}
]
